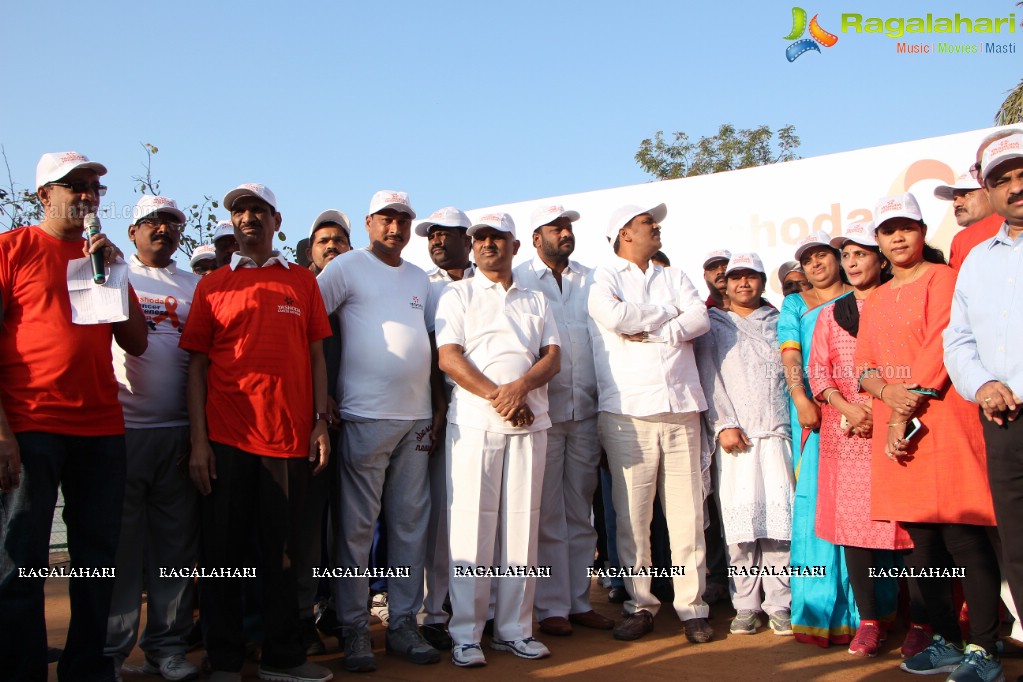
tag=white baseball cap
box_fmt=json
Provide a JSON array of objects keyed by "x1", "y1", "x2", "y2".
[
  {"x1": 36, "y1": 151, "x2": 107, "y2": 190},
  {"x1": 369, "y1": 190, "x2": 416, "y2": 219},
  {"x1": 189, "y1": 244, "x2": 216, "y2": 267},
  {"x1": 309, "y1": 209, "x2": 351, "y2": 239},
  {"x1": 934, "y1": 169, "x2": 983, "y2": 201},
  {"x1": 873, "y1": 193, "x2": 923, "y2": 231},
  {"x1": 213, "y1": 220, "x2": 235, "y2": 242},
  {"x1": 980, "y1": 133, "x2": 1023, "y2": 183},
  {"x1": 605, "y1": 203, "x2": 667, "y2": 240},
  {"x1": 414, "y1": 206, "x2": 471, "y2": 237},
  {"x1": 223, "y1": 183, "x2": 277, "y2": 211},
  {"x1": 702, "y1": 249, "x2": 732, "y2": 270},
  {"x1": 725, "y1": 252, "x2": 765, "y2": 275},
  {"x1": 830, "y1": 221, "x2": 876, "y2": 248},
  {"x1": 778, "y1": 260, "x2": 803, "y2": 286},
  {"x1": 467, "y1": 212, "x2": 516, "y2": 238},
  {"x1": 794, "y1": 230, "x2": 836, "y2": 261},
  {"x1": 530, "y1": 204, "x2": 580, "y2": 232},
  {"x1": 132, "y1": 195, "x2": 187, "y2": 225}
]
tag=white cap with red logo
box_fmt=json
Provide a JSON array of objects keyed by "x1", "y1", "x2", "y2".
[
  {"x1": 309, "y1": 209, "x2": 351, "y2": 239},
  {"x1": 467, "y1": 213, "x2": 516, "y2": 238},
  {"x1": 36, "y1": 151, "x2": 107, "y2": 190},
  {"x1": 725, "y1": 252, "x2": 765, "y2": 275},
  {"x1": 529, "y1": 204, "x2": 580, "y2": 232},
  {"x1": 980, "y1": 133, "x2": 1023, "y2": 183},
  {"x1": 873, "y1": 193, "x2": 923, "y2": 231},
  {"x1": 830, "y1": 221, "x2": 876, "y2": 248},
  {"x1": 369, "y1": 190, "x2": 416, "y2": 219},
  {"x1": 223, "y1": 183, "x2": 277, "y2": 211},
  {"x1": 132, "y1": 195, "x2": 187, "y2": 224},
  {"x1": 213, "y1": 220, "x2": 235, "y2": 242},
  {"x1": 605, "y1": 203, "x2": 667, "y2": 240},
  {"x1": 794, "y1": 231, "x2": 836, "y2": 261},
  {"x1": 415, "y1": 206, "x2": 471, "y2": 236},
  {"x1": 702, "y1": 249, "x2": 732, "y2": 270},
  {"x1": 189, "y1": 244, "x2": 216, "y2": 267},
  {"x1": 934, "y1": 169, "x2": 982, "y2": 201}
]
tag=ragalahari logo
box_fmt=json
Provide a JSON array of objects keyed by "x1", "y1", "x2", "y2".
[{"x1": 784, "y1": 7, "x2": 839, "y2": 61}]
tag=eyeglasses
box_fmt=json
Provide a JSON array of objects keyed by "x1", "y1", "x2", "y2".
[
  {"x1": 46, "y1": 181, "x2": 107, "y2": 197},
  {"x1": 138, "y1": 216, "x2": 185, "y2": 232},
  {"x1": 968, "y1": 161, "x2": 982, "y2": 181}
]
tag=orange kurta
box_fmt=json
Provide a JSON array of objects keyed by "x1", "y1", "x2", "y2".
[{"x1": 855, "y1": 265, "x2": 995, "y2": 526}]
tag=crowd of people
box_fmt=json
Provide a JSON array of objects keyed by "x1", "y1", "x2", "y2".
[{"x1": 0, "y1": 127, "x2": 1021, "y2": 682}]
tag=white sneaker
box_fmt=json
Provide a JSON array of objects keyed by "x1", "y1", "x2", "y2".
[
  {"x1": 490, "y1": 637, "x2": 550, "y2": 660},
  {"x1": 451, "y1": 643, "x2": 487, "y2": 667},
  {"x1": 369, "y1": 591, "x2": 389, "y2": 626},
  {"x1": 142, "y1": 653, "x2": 200, "y2": 681}
]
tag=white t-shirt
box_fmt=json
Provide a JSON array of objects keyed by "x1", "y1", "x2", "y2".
[
  {"x1": 318, "y1": 248, "x2": 433, "y2": 420},
  {"x1": 113, "y1": 256, "x2": 198, "y2": 428},
  {"x1": 513, "y1": 256, "x2": 597, "y2": 424},
  {"x1": 435, "y1": 273, "x2": 560, "y2": 434}
]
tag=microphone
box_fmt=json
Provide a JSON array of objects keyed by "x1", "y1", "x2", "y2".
[{"x1": 84, "y1": 213, "x2": 106, "y2": 284}]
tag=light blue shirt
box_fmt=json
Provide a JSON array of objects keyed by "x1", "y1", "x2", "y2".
[{"x1": 944, "y1": 222, "x2": 1023, "y2": 402}]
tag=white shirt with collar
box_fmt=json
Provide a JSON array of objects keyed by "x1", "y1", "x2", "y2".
[
  {"x1": 229, "y1": 250, "x2": 290, "y2": 270},
  {"x1": 435, "y1": 272, "x2": 561, "y2": 434},
  {"x1": 113, "y1": 254, "x2": 199, "y2": 427},
  {"x1": 513, "y1": 256, "x2": 597, "y2": 424},
  {"x1": 427, "y1": 263, "x2": 474, "y2": 326},
  {"x1": 587, "y1": 256, "x2": 710, "y2": 418}
]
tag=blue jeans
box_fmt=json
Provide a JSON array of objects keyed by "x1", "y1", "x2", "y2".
[{"x1": 0, "y1": 432, "x2": 126, "y2": 682}]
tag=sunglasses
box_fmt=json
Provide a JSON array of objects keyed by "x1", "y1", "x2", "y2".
[{"x1": 47, "y1": 181, "x2": 107, "y2": 197}]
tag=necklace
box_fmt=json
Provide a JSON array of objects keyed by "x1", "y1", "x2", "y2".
[{"x1": 893, "y1": 262, "x2": 926, "y2": 303}]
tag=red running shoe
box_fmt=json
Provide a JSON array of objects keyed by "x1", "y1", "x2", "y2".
[
  {"x1": 900, "y1": 624, "x2": 933, "y2": 658},
  {"x1": 848, "y1": 621, "x2": 883, "y2": 658}
]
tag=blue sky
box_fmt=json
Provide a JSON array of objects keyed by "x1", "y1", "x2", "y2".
[{"x1": 2, "y1": 0, "x2": 1020, "y2": 254}]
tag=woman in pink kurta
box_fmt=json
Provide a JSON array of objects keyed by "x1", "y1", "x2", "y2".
[
  {"x1": 854, "y1": 194, "x2": 1001, "y2": 679},
  {"x1": 808, "y1": 224, "x2": 911, "y2": 658}
]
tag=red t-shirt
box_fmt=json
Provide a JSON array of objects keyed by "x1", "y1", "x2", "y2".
[
  {"x1": 0, "y1": 225, "x2": 125, "y2": 435},
  {"x1": 949, "y1": 213, "x2": 1003, "y2": 272},
  {"x1": 179, "y1": 261, "x2": 332, "y2": 458}
]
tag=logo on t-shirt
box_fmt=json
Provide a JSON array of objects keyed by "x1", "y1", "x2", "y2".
[
  {"x1": 410, "y1": 295, "x2": 424, "y2": 310},
  {"x1": 277, "y1": 295, "x2": 302, "y2": 317}
]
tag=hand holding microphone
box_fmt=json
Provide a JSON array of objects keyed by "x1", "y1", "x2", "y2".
[{"x1": 83, "y1": 213, "x2": 123, "y2": 284}]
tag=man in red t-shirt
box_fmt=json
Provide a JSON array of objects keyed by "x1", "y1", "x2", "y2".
[
  {"x1": 934, "y1": 168, "x2": 1002, "y2": 272},
  {"x1": 179, "y1": 183, "x2": 333, "y2": 682},
  {"x1": 0, "y1": 151, "x2": 148, "y2": 682}
]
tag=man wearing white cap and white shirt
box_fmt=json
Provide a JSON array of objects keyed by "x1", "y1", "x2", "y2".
[
  {"x1": 945, "y1": 129, "x2": 1023, "y2": 659},
  {"x1": 106, "y1": 195, "x2": 201, "y2": 681},
  {"x1": 435, "y1": 212, "x2": 561, "y2": 667},
  {"x1": 587, "y1": 203, "x2": 713, "y2": 643},
  {"x1": 412, "y1": 205, "x2": 474, "y2": 650},
  {"x1": 702, "y1": 249, "x2": 732, "y2": 310},
  {"x1": 512, "y1": 204, "x2": 614, "y2": 637},
  {"x1": 180, "y1": 182, "x2": 333, "y2": 682},
  {"x1": 934, "y1": 168, "x2": 1001, "y2": 272},
  {"x1": 0, "y1": 152, "x2": 148, "y2": 681},
  {"x1": 190, "y1": 244, "x2": 217, "y2": 276},
  {"x1": 317, "y1": 190, "x2": 441, "y2": 671},
  {"x1": 694, "y1": 252, "x2": 794, "y2": 637},
  {"x1": 307, "y1": 209, "x2": 352, "y2": 275},
  {"x1": 212, "y1": 220, "x2": 238, "y2": 267}
]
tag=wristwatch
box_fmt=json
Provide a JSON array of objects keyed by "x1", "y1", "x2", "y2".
[{"x1": 313, "y1": 412, "x2": 330, "y2": 425}]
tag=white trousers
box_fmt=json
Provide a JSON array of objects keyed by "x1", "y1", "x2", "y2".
[
  {"x1": 447, "y1": 424, "x2": 545, "y2": 645},
  {"x1": 534, "y1": 417, "x2": 601, "y2": 620},
  {"x1": 599, "y1": 410, "x2": 709, "y2": 621},
  {"x1": 727, "y1": 539, "x2": 792, "y2": 614}
]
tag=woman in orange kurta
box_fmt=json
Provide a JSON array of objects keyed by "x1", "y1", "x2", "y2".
[{"x1": 854, "y1": 194, "x2": 1001, "y2": 679}]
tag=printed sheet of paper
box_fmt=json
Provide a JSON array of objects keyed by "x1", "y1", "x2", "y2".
[{"x1": 67, "y1": 257, "x2": 130, "y2": 324}]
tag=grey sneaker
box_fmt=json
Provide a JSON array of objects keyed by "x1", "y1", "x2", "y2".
[
  {"x1": 341, "y1": 626, "x2": 376, "y2": 673},
  {"x1": 769, "y1": 609, "x2": 793, "y2": 636},
  {"x1": 142, "y1": 653, "x2": 200, "y2": 681},
  {"x1": 257, "y1": 661, "x2": 333, "y2": 681},
  {"x1": 946, "y1": 644, "x2": 1005, "y2": 682},
  {"x1": 386, "y1": 615, "x2": 440, "y2": 665},
  {"x1": 490, "y1": 637, "x2": 550, "y2": 660},
  {"x1": 899, "y1": 633, "x2": 964, "y2": 675},
  {"x1": 729, "y1": 610, "x2": 762, "y2": 635}
]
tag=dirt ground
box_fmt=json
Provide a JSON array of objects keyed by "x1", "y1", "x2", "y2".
[{"x1": 42, "y1": 577, "x2": 1023, "y2": 681}]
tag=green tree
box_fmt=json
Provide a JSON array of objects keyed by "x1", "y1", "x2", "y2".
[
  {"x1": 635, "y1": 123, "x2": 801, "y2": 180},
  {"x1": 1, "y1": 145, "x2": 43, "y2": 232}
]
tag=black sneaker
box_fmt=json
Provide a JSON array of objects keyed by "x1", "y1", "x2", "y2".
[
  {"x1": 421, "y1": 623, "x2": 453, "y2": 650},
  {"x1": 301, "y1": 617, "x2": 326, "y2": 656}
]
